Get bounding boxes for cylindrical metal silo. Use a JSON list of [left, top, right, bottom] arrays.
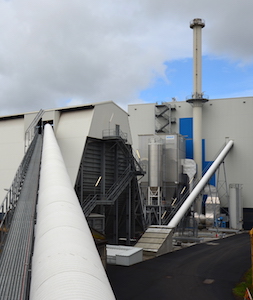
[[148, 138, 163, 188], [229, 184, 243, 230]]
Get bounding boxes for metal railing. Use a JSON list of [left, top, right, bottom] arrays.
[[81, 194, 98, 217], [24, 109, 44, 153], [0, 134, 42, 299], [103, 127, 145, 175], [116, 139, 145, 176], [186, 93, 209, 101], [82, 132, 145, 217], [102, 128, 128, 141], [0, 132, 39, 248], [105, 165, 133, 201], [81, 166, 134, 217]]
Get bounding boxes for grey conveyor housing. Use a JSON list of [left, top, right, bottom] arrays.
[[167, 140, 234, 229], [0, 134, 42, 300]]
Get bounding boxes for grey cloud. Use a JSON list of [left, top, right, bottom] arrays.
[[0, 0, 252, 115]]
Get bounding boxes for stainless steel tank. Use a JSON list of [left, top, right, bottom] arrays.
[[229, 184, 243, 230], [148, 138, 163, 187], [163, 134, 186, 204], [164, 135, 185, 183]]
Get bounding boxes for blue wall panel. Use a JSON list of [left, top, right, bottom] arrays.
[[179, 118, 193, 159], [179, 117, 215, 186]]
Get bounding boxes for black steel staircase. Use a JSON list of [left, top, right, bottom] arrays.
[[81, 165, 135, 217]]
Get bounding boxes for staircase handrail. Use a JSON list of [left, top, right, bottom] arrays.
[[105, 165, 132, 198], [81, 194, 98, 217], [116, 140, 145, 175], [81, 166, 134, 216], [102, 128, 145, 175]]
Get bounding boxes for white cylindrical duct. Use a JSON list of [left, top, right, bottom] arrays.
[[167, 140, 234, 229], [192, 101, 204, 181], [148, 138, 163, 187], [229, 184, 243, 230], [29, 124, 115, 300]]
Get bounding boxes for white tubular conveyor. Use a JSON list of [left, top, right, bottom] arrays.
[[167, 140, 234, 229], [29, 124, 115, 300]]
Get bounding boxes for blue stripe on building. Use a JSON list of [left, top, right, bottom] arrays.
[[179, 117, 215, 186], [179, 118, 193, 159]]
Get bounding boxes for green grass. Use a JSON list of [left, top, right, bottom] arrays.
[[233, 268, 253, 299]]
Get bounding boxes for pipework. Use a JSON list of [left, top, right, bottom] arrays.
[[29, 124, 115, 300]]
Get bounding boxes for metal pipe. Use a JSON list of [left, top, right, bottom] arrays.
[[193, 101, 204, 180], [167, 140, 234, 229], [29, 124, 115, 300]]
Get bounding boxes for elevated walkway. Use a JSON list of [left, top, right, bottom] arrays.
[[0, 134, 42, 299]]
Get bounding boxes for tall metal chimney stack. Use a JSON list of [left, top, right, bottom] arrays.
[[187, 18, 208, 212], [190, 18, 205, 98]]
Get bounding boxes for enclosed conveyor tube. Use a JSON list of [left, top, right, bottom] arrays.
[[29, 124, 115, 300], [167, 140, 234, 229]]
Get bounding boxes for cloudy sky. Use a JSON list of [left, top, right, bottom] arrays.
[[0, 0, 253, 115]]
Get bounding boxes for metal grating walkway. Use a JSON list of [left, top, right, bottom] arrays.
[[0, 135, 42, 300]]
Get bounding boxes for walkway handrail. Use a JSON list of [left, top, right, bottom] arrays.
[[0, 134, 42, 299], [24, 109, 44, 153], [0, 132, 39, 247]]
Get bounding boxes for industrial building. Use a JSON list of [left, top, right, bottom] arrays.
[[0, 95, 249, 297], [129, 96, 251, 228], [0, 18, 251, 298], [0, 102, 145, 299], [0, 101, 146, 245]]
